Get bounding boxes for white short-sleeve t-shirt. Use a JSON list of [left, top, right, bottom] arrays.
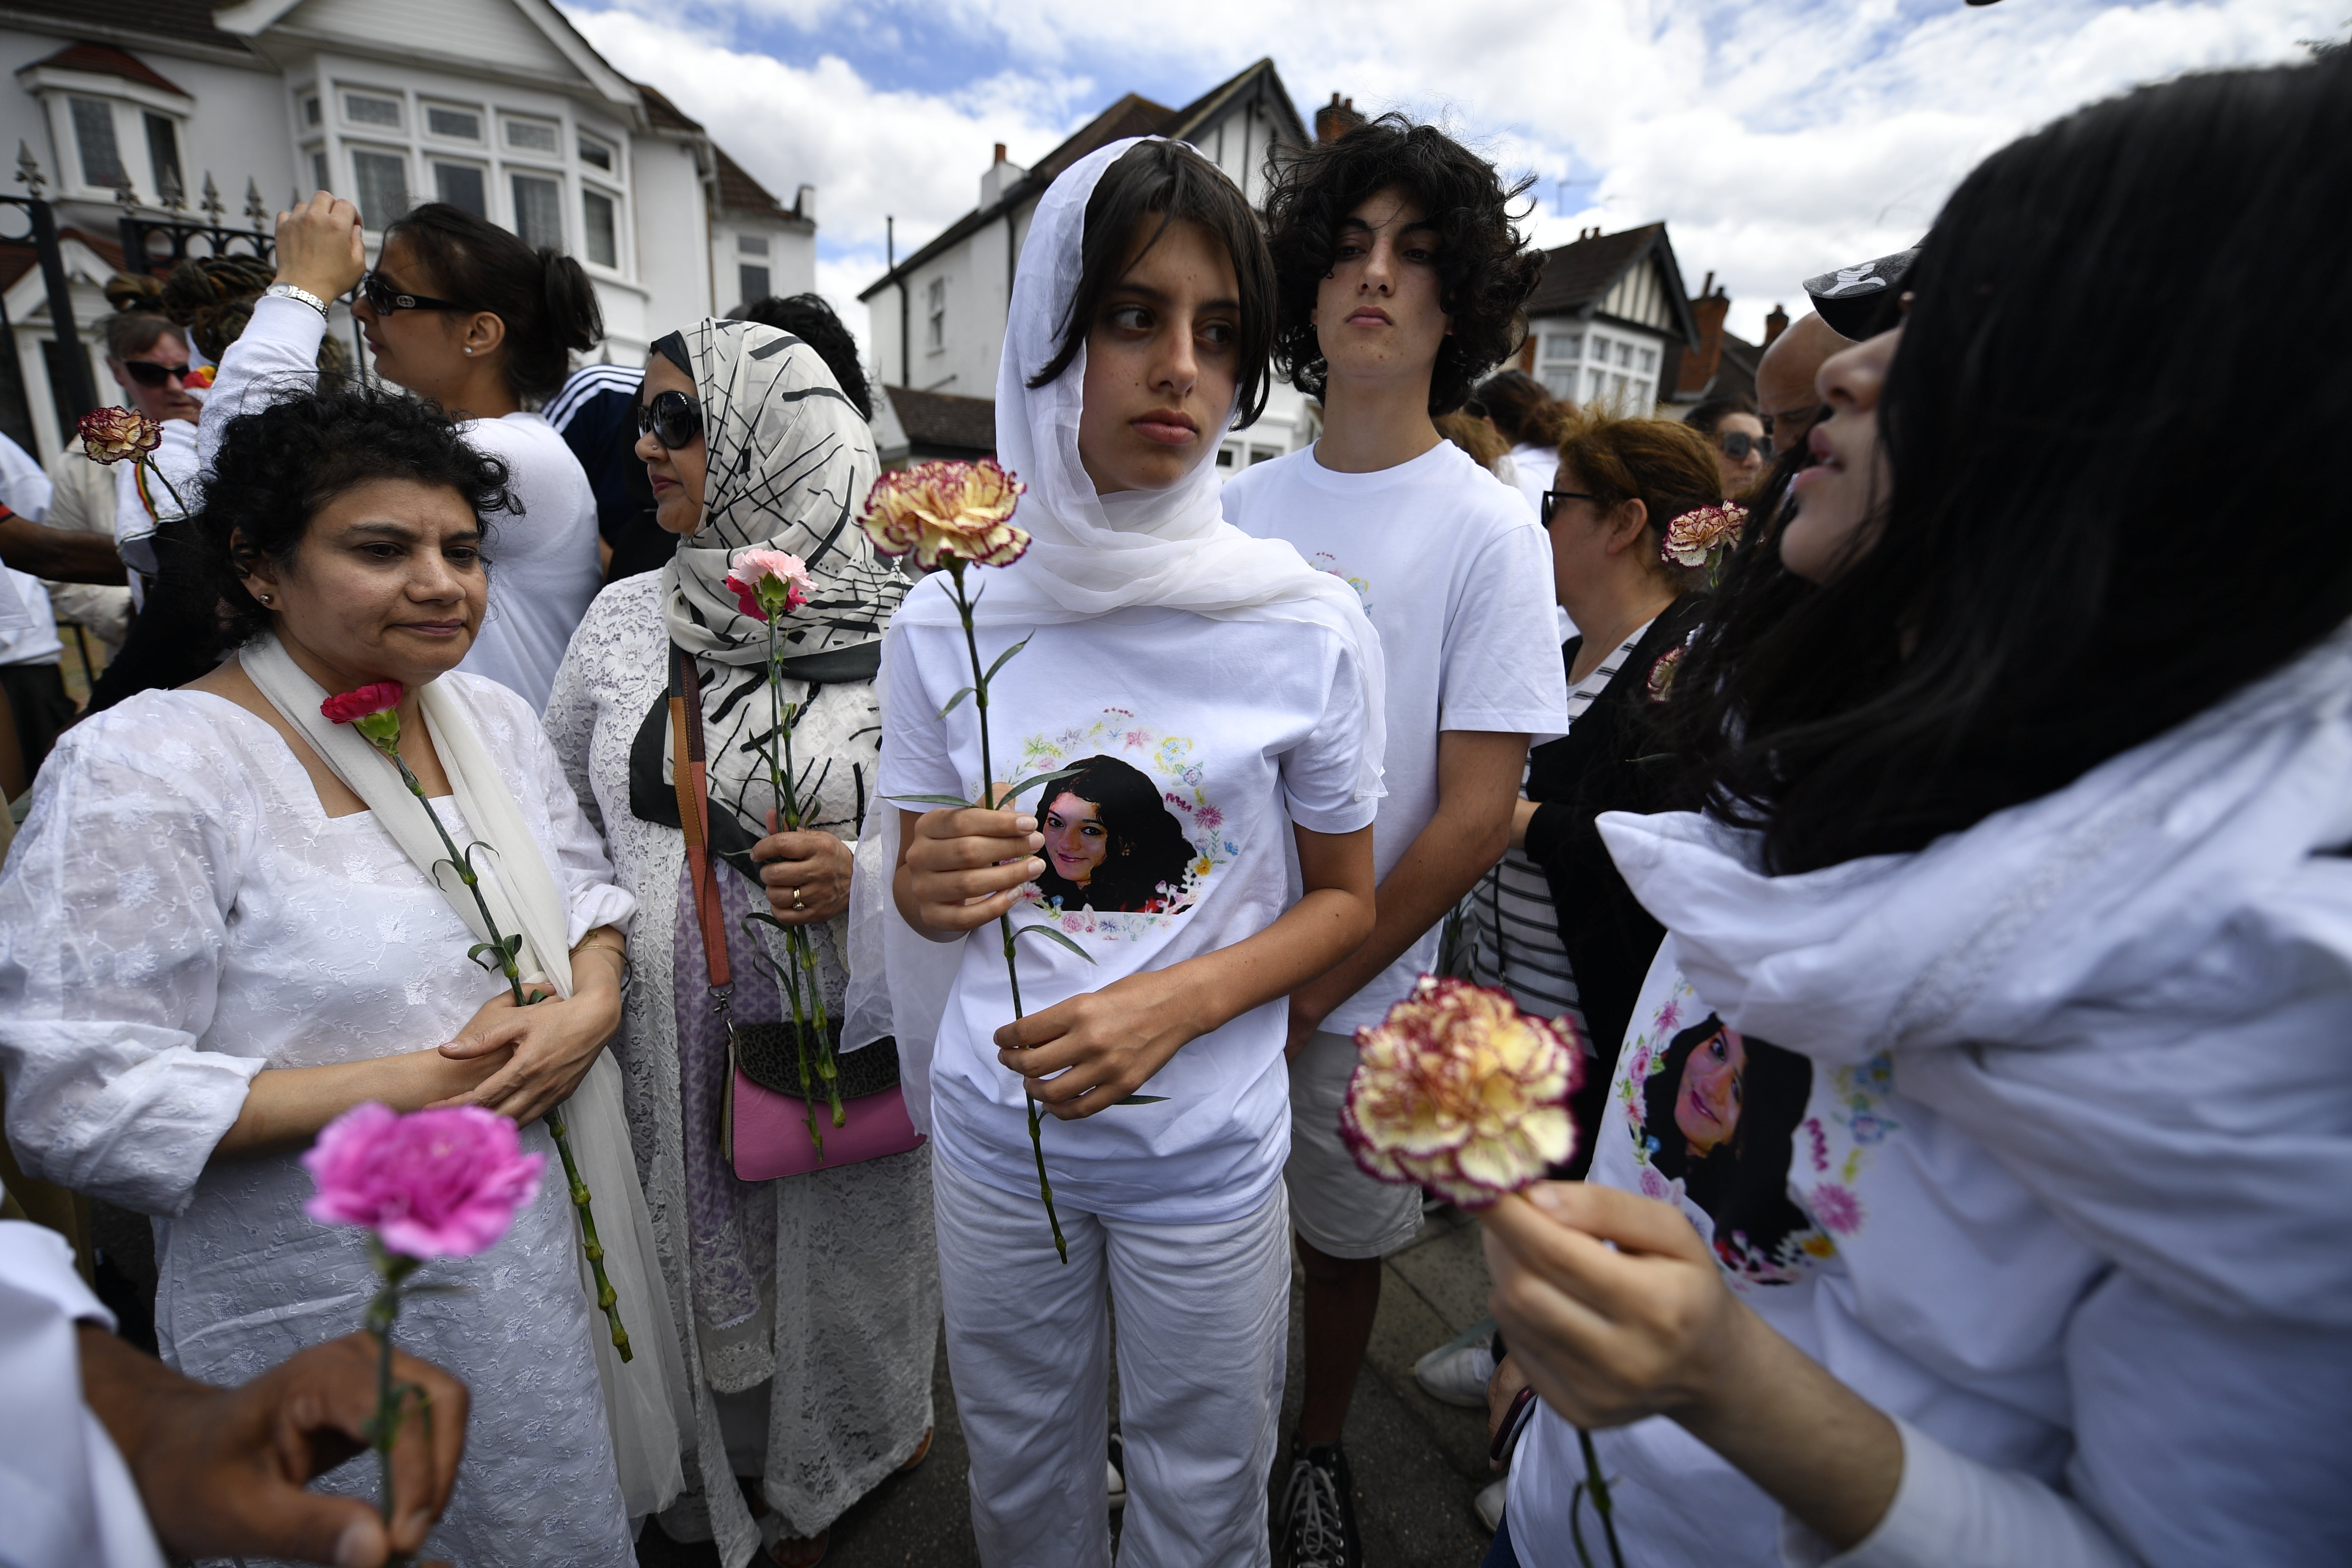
[[878, 588, 1377, 1225], [1223, 439, 1570, 1035]]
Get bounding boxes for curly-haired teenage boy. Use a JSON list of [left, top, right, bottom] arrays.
[[1221, 115, 1569, 1567]]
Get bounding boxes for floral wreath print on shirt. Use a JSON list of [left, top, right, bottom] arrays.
[[1615, 975, 1835, 1286], [1006, 709, 1235, 938], [1309, 550, 1372, 611], [1789, 1052, 1903, 1247]]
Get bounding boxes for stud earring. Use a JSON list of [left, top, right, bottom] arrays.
[[258, 592, 272, 605]]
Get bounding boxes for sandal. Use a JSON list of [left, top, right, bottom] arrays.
[[766, 1533, 827, 1567], [897, 1427, 935, 1473]]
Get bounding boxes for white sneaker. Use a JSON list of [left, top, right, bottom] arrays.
[[1413, 1331, 1497, 1408], [1474, 1477, 1508, 1533]]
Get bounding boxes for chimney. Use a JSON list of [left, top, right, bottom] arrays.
[[1315, 93, 1364, 143], [1679, 281, 1731, 397], [1763, 302, 1789, 346], [793, 184, 816, 221], [980, 143, 1026, 208]]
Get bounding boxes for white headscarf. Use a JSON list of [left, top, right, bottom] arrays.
[[847, 138, 1389, 1111], [890, 135, 1386, 800]]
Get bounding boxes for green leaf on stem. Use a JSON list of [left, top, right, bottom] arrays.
[[938, 686, 976, 718], [1113, 1094, 1168, 1105], [998, 765, 1083, 803], [1014, 922, 1097, 965], [887, 792, 983, 809], [983, 634, 1032, 683], [466, 941, 504, 970]]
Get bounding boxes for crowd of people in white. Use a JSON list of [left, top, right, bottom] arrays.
[[2, 43, 2349, 1568]]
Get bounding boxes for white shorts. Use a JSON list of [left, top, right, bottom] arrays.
[[1283, 1029, 1425, 1260]]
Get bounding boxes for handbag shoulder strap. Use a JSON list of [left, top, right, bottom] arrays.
[[670, 645, 731, 990]]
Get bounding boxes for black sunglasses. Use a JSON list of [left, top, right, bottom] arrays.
[[1718, 430, 1775, 462], [1540, 490, 1597, 525], [359, 270, 468, 314], [119, 358, 193, 388], [636, 389, 703, 450]]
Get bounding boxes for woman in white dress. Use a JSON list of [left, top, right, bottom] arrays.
[[242, 191, 604, 712], [0, 382, 673, 1564], [544, 318, 937, 1568]]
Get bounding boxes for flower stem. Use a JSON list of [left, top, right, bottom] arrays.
[[1575, 1425, 1625, 1568], [949, 562, 1066, 1263], [365, 1243, 419, 1566], [387, 750, 631, 1359], [142, 456, 187, 517]]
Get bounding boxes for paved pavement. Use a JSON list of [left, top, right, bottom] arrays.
[[638, 1203, 1500, 1568]]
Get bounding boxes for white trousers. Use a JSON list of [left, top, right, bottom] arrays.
[[934, 1153, 1291, 1568]]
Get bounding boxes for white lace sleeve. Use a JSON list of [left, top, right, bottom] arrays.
[[542, 592, 609, 839], [0, 730, 264, 1213]]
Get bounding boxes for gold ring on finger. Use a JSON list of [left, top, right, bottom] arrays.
[[792, 890, 806, 910]]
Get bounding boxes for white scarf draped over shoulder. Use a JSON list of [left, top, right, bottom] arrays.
[[846, 137, 1388, 1124], [241, 634, 691, 1517]]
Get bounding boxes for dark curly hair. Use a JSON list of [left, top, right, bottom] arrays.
[[733, 293, 874, 421], [1263, 115, 1544, 416], [188, 385, 516, 657]]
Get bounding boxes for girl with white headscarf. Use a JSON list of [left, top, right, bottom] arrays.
[[543, 319, 936, 1568], [865, 138, 1387, 1566]]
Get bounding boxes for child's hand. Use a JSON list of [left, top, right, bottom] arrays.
[[994, 966, 1203, 1117]]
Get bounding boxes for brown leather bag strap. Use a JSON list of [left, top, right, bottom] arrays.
[[670, 645, 731, 990]]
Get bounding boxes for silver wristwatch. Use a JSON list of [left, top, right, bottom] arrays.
[[263, 280, 331, 317]]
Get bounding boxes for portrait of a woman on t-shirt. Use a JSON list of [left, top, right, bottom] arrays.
[[1640, 1014, 1815, 1272], [1031, 754, 1199, 914]]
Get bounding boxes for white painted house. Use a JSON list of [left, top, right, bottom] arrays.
[[1514, 223, 1700, 416], [858, 59, 1318, 477], [0, 0, 813, 464]]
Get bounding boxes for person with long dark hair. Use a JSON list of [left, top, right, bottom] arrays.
[[1474, 368, 1569, 517], [211, 193, 605, 711], [0, 383, 682, 1562], [1478, 51, 2352, 1568], [1032, 754, 1198, 914], [875, 137, 1383, 1564]]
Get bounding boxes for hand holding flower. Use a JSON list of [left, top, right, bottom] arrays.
[[992, 963, 1204, 1119], [897, 796, 1045, 938], [752, 817, 857, 926]]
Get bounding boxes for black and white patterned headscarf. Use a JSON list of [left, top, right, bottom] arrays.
[[650, 318, 906, 851]]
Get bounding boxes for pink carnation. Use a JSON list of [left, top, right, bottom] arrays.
[[320, 681, 403, 724], [303, 1102, 545, 1260], [724, 547, 813, 622]]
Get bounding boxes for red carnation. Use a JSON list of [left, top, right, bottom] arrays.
[[321, 682, 403, 724]]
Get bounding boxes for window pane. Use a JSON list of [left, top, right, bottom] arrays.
[[737, 263, 770, 307], [1587, 369, 1606, 402], [310, 149, 328, 193], [345, 93, 402, 128], [510, 173, 562, 249], [1611, 372, 1629, 399], [1541, 372, 1574, 399], [304, 95, 321, 126], [1546, 332, 1580, 362], [70, 98, 123, 188], [737, 234, 769, 256], [577, 135, 612, 171], [583, 189, 617, 268], [143, 113, 182, 204], [1215, 446, 1237, 468], [505, 119, 559, 154], [435, 163, 487, 218], [1638, 347, 1657, 374], [351, 149, 410, 229], [1616, 341, 1633, 367], [427, 105, 481, 140]]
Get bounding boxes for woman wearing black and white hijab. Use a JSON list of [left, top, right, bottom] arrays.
[[544, 317, 934, 1568]]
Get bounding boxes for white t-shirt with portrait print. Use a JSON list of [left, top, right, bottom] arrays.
[[877, 585, 1377, 1226], [1222, 437, 1570, 1036]]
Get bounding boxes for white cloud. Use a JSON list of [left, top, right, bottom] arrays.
[[570, 0, 2338, 347]]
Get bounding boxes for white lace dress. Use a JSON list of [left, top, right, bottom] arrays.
[[0, 678, 636, 1566], [544, 574, 938, 1562]]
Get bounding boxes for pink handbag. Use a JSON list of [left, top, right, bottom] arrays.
[[670, 648, 924, 1180]]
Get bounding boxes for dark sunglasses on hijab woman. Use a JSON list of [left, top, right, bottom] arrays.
[[636, 389, 703, 450]]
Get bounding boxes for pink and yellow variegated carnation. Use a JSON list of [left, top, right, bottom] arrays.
[[859, 458, 1029, 570], [78, 406, 162, 465], [1660, 501, 1748, 568], [1339, 975, 1582, 1209], [724, 547, 813, 621]]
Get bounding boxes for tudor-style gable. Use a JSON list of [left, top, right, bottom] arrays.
[[1519, 223, 1700, 413]]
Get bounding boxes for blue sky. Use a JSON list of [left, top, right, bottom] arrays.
[[558, 0, 2339, 351]]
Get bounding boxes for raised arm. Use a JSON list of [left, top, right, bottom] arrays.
[[197, 193, 365, 475]]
